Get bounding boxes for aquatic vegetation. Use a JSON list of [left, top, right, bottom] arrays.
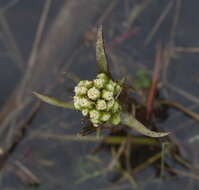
[[34, 26, 169, 138]]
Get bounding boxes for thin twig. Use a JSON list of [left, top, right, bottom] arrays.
[[132, 152, 162, 174], [165, 83, 199, 105], [159, 100, 199, 122], [145, 0, 173, 46], [166, 167, 199, 181], [18, 0, 52, 101], [0, 0, 20, 14], [170, 0, 181, 44], [146, 41, 162, 119], [14, 160, 40, 185], [0, 15, 25, 70], [162, 0, 182, 85], [174, 47, 199, 53], [108, 140, 126, 170], [107, 27, 140, 48], [97, 0, 117, 25]]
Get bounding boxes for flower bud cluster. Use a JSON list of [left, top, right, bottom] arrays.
[[73, 73, 122, 127]]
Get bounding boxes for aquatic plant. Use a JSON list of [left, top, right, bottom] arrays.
[[34, 26, 169, 138]]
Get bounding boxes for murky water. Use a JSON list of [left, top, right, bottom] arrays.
[[0, 0, 199, 190]]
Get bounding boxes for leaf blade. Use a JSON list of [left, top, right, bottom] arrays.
[[121, 112, 169, 138], [33, 92, 75, 110], [96, 25, 108, 74]]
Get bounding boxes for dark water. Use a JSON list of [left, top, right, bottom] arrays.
[[0, 0, 199, 189]]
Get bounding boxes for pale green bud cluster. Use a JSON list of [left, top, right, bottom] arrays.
[[73, 73, 122, 127]]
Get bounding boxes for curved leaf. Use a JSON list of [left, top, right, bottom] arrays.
[[96, 26, 109, 74], [121, 112, 169, 138], [33, 92, 75, 110]]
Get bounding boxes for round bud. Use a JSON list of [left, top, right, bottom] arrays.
[[73, 95, 80, 101], [101, 112, 111, 122], [78, 80, 93, 88], [110, 113, 121, 125], [87, 87, 100, 100], [106, 100, 115, 111], [77, 80, 85, 86], [84, 80, 93, 88], [112, 101, 120, 113], [74, 101, 81, 110], [91, 119, 100, 127], [89, 110, 101, 120], [94, 78, 106, 89], [102, 90, 113, 101], [105, 83, 115, 92], [74, 86, 88, 96], [73, 96, 81, 109], [79, 98, 93, 108], [82, 109, 89, 116], [96, 73, 109, 80], [96, 99, 107, 110]]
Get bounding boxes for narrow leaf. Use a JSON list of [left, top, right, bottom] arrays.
[[33, 92, 75, 110], [96, 25, 108, 74], [121, 112, 169, 138]]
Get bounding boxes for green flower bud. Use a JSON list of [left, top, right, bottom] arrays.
[[106, 100, 115, 111], [77, 80, 85, 86], [101, 112, 111, 122], [78, 80, 93, 88], [110, 113, 121, 125], [73, 96, 81, 109], [112, 101, 120, 113], [96, 99, 107, 110], [96, 73, 109, 80], [82, 109, 89, 116], [73, 95, 80, 101], [91, 119, 100, 127], [89, 110, 101, 120], [74, 86, 88, 96], [102, 90, 113, 101], [94, 78, 107, 89], [105, 83, 114, 91], [87, 87, 100, 100], [84, 81, 93, 88], [105, 80, 116, 92], [79, 98, 93, 108], [74, 101, 81, 110]]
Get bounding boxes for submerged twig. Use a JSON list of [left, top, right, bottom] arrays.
[[165, 83, 199, 105], [145, 0, 173, 46], [159, 100, 199, 122], [0, 14, 25, 70], [38, 133, 160, 146], [132, 152, 162, 174], [146, 42, 162, 120], [14, 160, 40, 186], [108, 140, 126, 170], [18, 0, 52, 101]]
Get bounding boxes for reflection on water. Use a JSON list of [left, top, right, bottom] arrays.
[[0, 0, 199, 190]]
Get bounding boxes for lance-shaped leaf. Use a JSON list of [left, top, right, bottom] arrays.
[[33, 92, 75, 110], [96, 26, 109, 74], [121, 112, 169, 138]]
